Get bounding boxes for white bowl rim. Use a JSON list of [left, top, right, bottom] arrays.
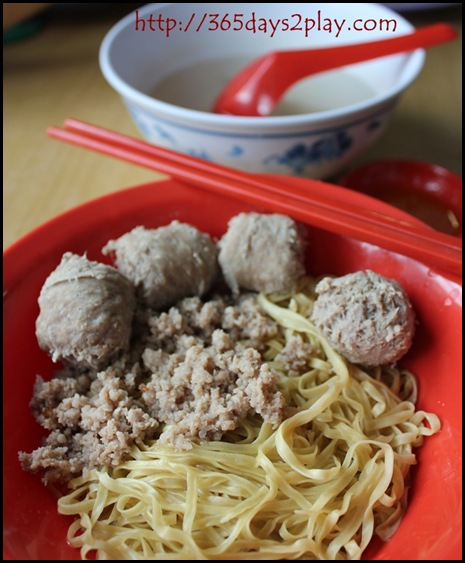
[[99, 2, 425, 128]]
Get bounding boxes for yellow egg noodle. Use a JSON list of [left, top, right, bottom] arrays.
[[58, 283, 440, 560]]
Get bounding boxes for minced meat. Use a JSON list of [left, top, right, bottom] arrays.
[[141, 329, 284, 450], [19, 292, 286, 483]]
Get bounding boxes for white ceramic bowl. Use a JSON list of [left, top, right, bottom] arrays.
[[99, 3, 424, 179]]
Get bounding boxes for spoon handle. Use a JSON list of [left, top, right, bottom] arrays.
[[277, 23, 457, 82]]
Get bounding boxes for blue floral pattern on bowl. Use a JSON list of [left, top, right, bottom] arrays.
[[125, 100, 395, 178], [264, 131, 352, 176]]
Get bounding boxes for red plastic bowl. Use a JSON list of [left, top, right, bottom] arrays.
[[339, 159, 462, 236], [3, 178, 462, 560]]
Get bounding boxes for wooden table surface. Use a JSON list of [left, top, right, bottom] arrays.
[[3, 4, 462, 250]]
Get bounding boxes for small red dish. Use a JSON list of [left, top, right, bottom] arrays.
[[3, 177, 462, 560], [339, 159, 462, 236]]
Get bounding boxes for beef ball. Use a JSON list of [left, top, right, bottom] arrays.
[[36, 252, 136, 369], [218, 212, 306, 294], [102, 222, 219, 310], [311, 270, 415, 367]]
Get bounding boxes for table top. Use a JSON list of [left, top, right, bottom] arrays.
[[3, 4, 462, 250]]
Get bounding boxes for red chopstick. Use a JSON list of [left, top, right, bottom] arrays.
[[58, 119, 430, 232], [46, 119, 462, 277]]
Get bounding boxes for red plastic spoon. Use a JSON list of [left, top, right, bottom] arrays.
[[213, 23, 457, 117]]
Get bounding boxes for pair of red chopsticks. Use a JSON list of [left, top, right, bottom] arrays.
[[47, 119, 462, 278]]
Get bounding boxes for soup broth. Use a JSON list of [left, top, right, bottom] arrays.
[[150, 56, 377, 116]]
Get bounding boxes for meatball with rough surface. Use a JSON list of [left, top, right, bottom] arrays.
[[36, 252, 136, 370], [103, 222, 219, 310], [311, 270, 415, 367], [218, 212, 306, 294]]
